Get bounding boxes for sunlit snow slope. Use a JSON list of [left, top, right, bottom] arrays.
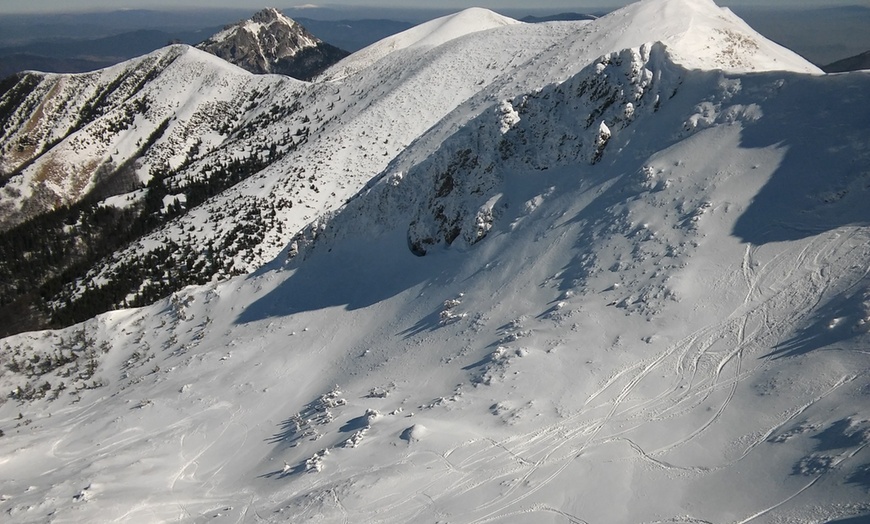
[[318, 7, 521, 82], [1, 0, 869, 523]]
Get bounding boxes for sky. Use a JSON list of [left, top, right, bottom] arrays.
[[0, 0, 867, 14]]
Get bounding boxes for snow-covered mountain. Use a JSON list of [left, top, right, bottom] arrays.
[[0, 8, 587, 333], [196, 8, 348, 80], [316, 7, 520, 82], [0, 46, 287, 227], [0, 44, 302, 332], [1, 0, 870, 522]]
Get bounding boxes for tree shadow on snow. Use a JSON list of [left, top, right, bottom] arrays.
[[733, 72, 870, 245], [764, 279, 869, 359], [266, 416, 306, 448], [339, 414, 370, 433], [258, 462, 306, 479], [812, 418, 870, 452], [462, 353, 494, 372], [398, 309, 443, 338]]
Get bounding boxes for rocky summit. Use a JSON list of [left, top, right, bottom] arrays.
[[196, 7, 348, 80]]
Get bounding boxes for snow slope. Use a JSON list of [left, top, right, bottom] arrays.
[[68, 15, 581, 302], [0, 0, 824, 330], [580, 0, 822, 74], [1, 1, 869, 522], [318, 7, 521, 82]]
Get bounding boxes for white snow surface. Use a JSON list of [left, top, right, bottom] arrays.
[[76, 13, 581, 284], [318, 7, 521, 82], [586, 0, 822, 74], [1, 1, 869, 522]]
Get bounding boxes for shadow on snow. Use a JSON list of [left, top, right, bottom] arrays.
[[235, 232, 430, 324], [733, 72, 870, 245]]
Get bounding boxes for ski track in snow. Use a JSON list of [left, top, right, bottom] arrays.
[[5, 208, 865, 524], [368, 229, 870, 524]]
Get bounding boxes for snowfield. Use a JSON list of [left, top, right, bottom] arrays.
[[1, 0, 869, 523]]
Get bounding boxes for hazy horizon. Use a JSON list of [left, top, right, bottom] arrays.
[[0, 0, 868, 67], [0, 0, 867, 15]]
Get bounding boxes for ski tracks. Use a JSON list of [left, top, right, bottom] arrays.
[[352, 231, 863, 523]]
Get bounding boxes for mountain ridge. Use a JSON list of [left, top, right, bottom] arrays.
[[0, 0, 825, 337], [317, 7, 521, 82], [823, 49, 870, 73]]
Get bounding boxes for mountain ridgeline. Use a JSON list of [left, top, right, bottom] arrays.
[[0, 1, 841, 340], [0, 9, 350, 336]]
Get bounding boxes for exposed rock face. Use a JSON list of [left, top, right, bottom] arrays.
[[196, 7, 349, 80]]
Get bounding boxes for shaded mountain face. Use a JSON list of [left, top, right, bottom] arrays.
[[196, 7, 349, 80], [521, 12, 598, 23], [0, 1, 869, 522], [823, 50, 870, 73]]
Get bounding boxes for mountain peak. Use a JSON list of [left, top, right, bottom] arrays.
[[196, 7, 348, 79], [250, 6, 296, 26], [319, 7, 519, 81], [606, 0, 821, 73]]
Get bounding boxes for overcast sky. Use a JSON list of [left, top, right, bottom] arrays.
[[0, 0, 866, 14]]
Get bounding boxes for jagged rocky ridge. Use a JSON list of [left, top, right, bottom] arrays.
[[196, 8, 349, 80]]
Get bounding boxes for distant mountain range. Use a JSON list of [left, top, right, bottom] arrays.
[[3, 6, 869, 79], [520, 13, 597, 23], [823, 49, 870, 73], [0, 28, 221, 78], [195, 8, 349, 80], [0, 13, 414, 79]]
